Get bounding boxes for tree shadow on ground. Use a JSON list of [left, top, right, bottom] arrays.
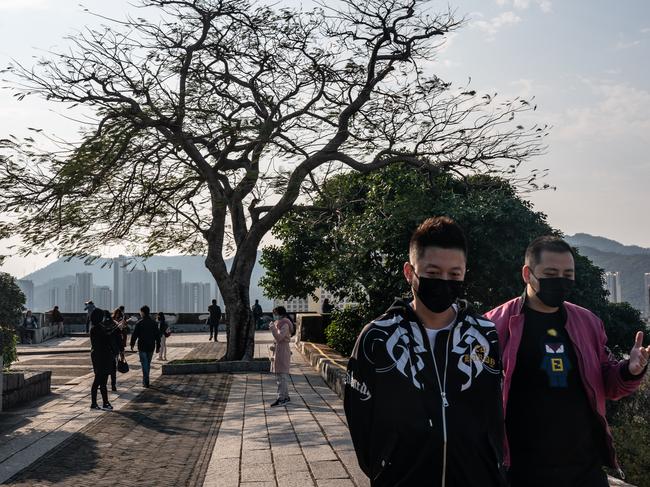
[[3, 430, 99, 485]]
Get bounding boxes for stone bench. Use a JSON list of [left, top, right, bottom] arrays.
[[1, 370, 51, 410]]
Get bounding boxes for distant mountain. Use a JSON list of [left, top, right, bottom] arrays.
[[566, 234, 650, 312], [567, 233, 650, 256]]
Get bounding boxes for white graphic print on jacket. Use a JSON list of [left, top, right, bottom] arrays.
[[451, 316, 500, 391], [364, 315, 499, 392], [362, 315, 429, 390]]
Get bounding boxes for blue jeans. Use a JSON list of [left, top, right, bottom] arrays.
[[138, 351, 153, 385]]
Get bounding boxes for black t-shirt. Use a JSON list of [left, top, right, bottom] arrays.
[[506, 306, 606, 475]]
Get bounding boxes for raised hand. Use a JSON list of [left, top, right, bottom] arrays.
[[628, 331, 650, 376]]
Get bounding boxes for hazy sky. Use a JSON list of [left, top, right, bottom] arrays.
[[0, 0, 648, 277]]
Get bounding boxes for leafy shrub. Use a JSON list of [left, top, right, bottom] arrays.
[[608, 377, 650, 487], [1, 324, 18, 370], [325, 305, 372, 356]]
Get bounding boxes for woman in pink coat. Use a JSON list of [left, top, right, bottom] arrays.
[[269, 306, 294, 407]]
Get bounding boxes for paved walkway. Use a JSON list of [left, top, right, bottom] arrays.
[[0, 333, 368, 487]]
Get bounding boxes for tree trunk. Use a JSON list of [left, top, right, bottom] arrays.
[[206, 246, 257, 361], [223, 282, 255, 361]]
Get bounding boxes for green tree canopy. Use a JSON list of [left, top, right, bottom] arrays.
[[261, 165, 645, 356], [0, 273, 24, 369]]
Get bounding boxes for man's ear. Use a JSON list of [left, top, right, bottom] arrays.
[[522, 264, 531, 285], [403, 261, 414, 285]]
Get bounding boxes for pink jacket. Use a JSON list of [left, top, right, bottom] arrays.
[[270, 318, 293, 374], [486, 296, 644, 470]]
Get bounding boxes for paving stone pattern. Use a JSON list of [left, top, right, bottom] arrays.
[[6, 374, 232, 487], [203, 347, 369, 487]]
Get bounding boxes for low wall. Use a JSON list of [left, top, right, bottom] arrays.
[[162, 358, 270, 375], [33, 324, 65, 343], [1, 370, 51, 410], [297, 341, 347, 400]]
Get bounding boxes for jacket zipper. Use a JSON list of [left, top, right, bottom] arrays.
[[431, 328, 452, 487]]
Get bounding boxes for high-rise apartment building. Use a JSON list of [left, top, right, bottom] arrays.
[[113, 255, 128, 309], [644, 273, 650, 317], [273, 297, 309, 313], [157, 268, 182, 312], [604, 271, 622, 303], [182, 282, 211, 312], [93, 286, 113, 311], [124, 269, 154, 312]]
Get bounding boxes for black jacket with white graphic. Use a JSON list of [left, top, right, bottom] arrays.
[[344, 299, 506, 487]]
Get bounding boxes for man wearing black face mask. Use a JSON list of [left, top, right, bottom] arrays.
[[486, 236, 649, 487], [344, 216, 506, 487]]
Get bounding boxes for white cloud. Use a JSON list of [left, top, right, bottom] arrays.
[[0, 0, 48, 10], [473, 11, 522, 39], [553, 80, 650, 141], [495, 0, 552, 13], [615, 39, 641, 50], [641, 27, 650, 34], [510, 78, 535, 97]]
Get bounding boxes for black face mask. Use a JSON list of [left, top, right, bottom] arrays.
[[411, 269, 464, 313], [531, 273, 575, 308]]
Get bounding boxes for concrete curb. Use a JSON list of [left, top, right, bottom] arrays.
[[162, 358, 270, 375], [18, 348, 90, 356], [296, 341, 347, 400]]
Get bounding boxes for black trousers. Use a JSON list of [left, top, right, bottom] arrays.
[[209, 320, 219, 338], [91, 372, 109, 406], [109, 355, 117, 388]]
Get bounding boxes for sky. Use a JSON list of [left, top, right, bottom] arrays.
[[0, 0, 649, 277]]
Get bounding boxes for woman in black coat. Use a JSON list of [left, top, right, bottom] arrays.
[[102, 310, 125, 392], [90, 308, 114, 410]]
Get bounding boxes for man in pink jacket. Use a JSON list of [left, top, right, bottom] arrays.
[[486, 236, 649, 487]]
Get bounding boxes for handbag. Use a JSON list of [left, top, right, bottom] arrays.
[[164, 327, 172, 338], [117, 358, 129, 373]]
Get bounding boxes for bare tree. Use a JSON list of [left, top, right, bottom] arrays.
[[0, 0, 548, 360]]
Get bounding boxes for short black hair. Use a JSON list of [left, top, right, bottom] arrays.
[[90, 308, 103, 326], [525, 236, 574, 267], [140, 305, 150, 315], [409, 216, 468, 262], [273, 306, 287, 316], [212, 299, 217, 304]]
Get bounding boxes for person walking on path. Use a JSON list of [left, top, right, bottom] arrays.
[[252, 300, 263, 330], [102, 310, 125, 392], [20, 310, 38, 344], [112, 307, 129, 350], [89, 308, 114, 411], [157, 312, 168, 361], [269, 305, 294, 407], [49, 305, 64, 327], [207, 299, 221, 341], [130, 305, 160, 388], [344, 217, 506, 487], [486, 236, 649, 487], [84, 300, 95, 334]]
